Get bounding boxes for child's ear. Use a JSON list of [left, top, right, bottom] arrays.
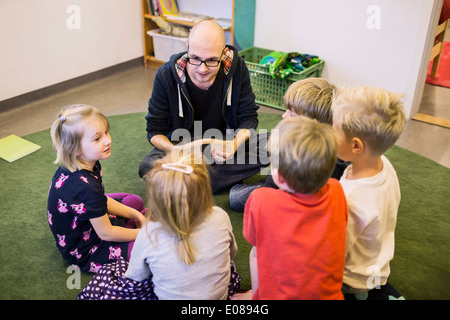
[[352, 137, 364, 155], [271, 167, 295, 193]]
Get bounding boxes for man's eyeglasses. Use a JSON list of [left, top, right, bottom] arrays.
[[187, 48, 225, 67]]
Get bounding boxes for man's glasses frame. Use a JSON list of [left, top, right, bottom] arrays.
[[187, 47, 225, 68]]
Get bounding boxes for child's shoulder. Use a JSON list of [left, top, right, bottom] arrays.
[[327, 177, 341, 187], [252, 186, 283, 197], [248, 187, 285, 204], [209, 206, 233, 224], [327, 178, 345, 191], [50, 166, 104, 197], [210, 205, 230, 219], [56, 168, 100, 184]]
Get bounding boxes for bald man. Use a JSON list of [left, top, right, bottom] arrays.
[[139, 20, 268, 193]]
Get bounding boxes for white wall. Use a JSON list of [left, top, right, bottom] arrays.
[[1, 0, 441, 118], [254, 0, 441, 117], [0, 0, 143, 102]]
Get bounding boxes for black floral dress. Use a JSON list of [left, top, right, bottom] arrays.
[[47, 161, 129, 272]]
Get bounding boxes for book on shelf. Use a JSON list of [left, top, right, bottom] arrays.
[[145, 0, 154, 15], [149, 0, 160, 16], [158, 0, 178, 16], [146, 1, 230, 28], [164, 11, 212, 23], [0, 134, 41, 162]]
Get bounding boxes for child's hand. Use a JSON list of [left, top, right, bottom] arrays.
[[133, 210, 147, 228]]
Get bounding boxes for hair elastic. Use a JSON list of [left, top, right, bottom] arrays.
[[161, 163, 193, 175], [60, 115, 66, 122]]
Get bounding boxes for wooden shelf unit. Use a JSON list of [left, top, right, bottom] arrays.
[[141, 0, 254, 68]]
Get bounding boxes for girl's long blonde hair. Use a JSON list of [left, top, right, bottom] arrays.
[[143, 154, 214, 265]]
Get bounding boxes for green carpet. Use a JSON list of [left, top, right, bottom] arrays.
[[0, 111, 448, 300]]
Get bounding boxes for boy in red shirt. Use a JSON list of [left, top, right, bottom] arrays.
[[243, 116, 348, 299]]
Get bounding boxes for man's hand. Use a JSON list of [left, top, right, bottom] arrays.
[[167, 129, 251, 163], [210, 129, 251, 162], [210, 139, 237, 162], [170, 138, 214, 162]]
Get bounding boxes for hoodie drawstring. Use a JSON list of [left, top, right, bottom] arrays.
[[227, 78, 232, 106], [177, 84, 183, 118]]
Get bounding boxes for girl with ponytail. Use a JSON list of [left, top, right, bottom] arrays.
[[126, 153, 240, 300]]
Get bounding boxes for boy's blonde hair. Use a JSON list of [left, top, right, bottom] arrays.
[[332, 86, 406, 155], [269, 116, 338, 194], [50, 104, 109, 172], [143, 154, 214, 265], [283, 78, 336, 124]]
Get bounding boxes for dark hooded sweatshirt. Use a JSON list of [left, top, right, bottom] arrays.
[[144, 45, 259, 144]]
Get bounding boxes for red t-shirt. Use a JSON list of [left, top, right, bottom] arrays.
[[243, 179, 348, 300]]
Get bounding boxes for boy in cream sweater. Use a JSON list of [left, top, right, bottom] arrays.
[[332, 86, 406, 299]]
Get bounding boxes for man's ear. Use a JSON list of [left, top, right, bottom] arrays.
[[352, 137, 364, 155]]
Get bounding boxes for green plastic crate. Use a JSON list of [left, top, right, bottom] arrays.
[[239, 47, 325, 110]]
